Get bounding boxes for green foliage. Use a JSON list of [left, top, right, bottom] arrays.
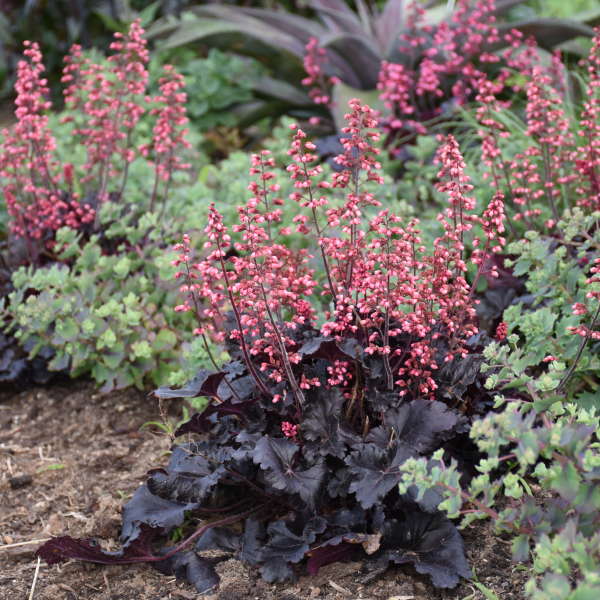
[[149, 48, 265, 132], [512, 0, 600, 20], [394, 135, 440, 207], [4, 217, 183, 391], [1, 195, 224, 392], [482, 211, 600, 408], [398, 400, 600, 599]]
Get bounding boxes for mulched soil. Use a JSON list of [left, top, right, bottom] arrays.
[[0, 381, 530, 599]]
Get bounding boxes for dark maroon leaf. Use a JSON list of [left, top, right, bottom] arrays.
[[253, 437, 325, 507], [303, 387, 358, 458], [380, 508, 471, 589], [154, 369, 226, 400], [298, 336, 358, 362], [306, 541, 355, 575], [437, 355, 486, 402], [347, 443, 414, 509], [195, 518, 265, 566], [175, 399, 255, 436], [386, 400, 466, 454], [147, 467, 225, 504], [262, 518, 323, 564], [120, 484, 200, 545], [145, 443, 231, 504], [481, 254, 524, 291], [37, 525, 157, 566], [154, 551, 220, 594]]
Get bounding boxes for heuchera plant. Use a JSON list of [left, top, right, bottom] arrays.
[[301, 0, 583, 154], [0, 21, 196, 389], [474, 29, 600, 230], [0, 20, 190, 261], [304, 0, 502, 140], [0, 41, 95, 254], [38, 99, 506, 592]]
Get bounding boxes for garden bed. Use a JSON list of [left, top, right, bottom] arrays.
[[1, 382, 528, 600]]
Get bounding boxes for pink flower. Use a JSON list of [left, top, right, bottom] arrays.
[[301, 38, 337, 107], [281, 421, 298, 439], [495, 322, 508, 341]]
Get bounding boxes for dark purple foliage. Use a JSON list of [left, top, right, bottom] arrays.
[[37, 326, 493, 592]]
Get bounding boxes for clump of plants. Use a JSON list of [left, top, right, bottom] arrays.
[[399, 397, 599, 599], [472, 30, 600, 227], [150, 0, 597, 150], [37, 98, 508, 591], [0, 21, 218, 390], [32, 21, 600, 600], [404, 31, 600, 598]]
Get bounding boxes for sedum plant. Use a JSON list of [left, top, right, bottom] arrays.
[[149, 48, 266, 133], [4, 209, 194, 392], [481, 213, 600, 410], [397, 398, 599, 599]]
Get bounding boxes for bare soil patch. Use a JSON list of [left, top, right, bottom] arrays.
[[0, 382, 529, 599]]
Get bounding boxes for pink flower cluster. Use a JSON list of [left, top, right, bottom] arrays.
[[176, 99, 505, 402], [301, 37, 339, 106], [495, 322, 508, 341], [61, 20, 149, 200], [577, 31, 600, 208], [281, 421, 298, 439], [0, 41, 94, 252], [476, 28, 600, 223], [569, 258, 600, 340], [141, 65, 192, 211], [377, 0, 500, 143], [1, 20, 191, 251], [174, 150, 317, 405]]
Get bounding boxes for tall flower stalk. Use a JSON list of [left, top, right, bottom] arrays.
[[174, 100, 505, 415], [0, 20, 191, 256]]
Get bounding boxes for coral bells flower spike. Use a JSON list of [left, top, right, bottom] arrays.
[[301, 37, 339, 106], [0, 41, 94, 251], [1, 19, 191, 256], [142, 64, 192, 212], [61, 19, 149, 206], [577, 30, 600, 209]]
